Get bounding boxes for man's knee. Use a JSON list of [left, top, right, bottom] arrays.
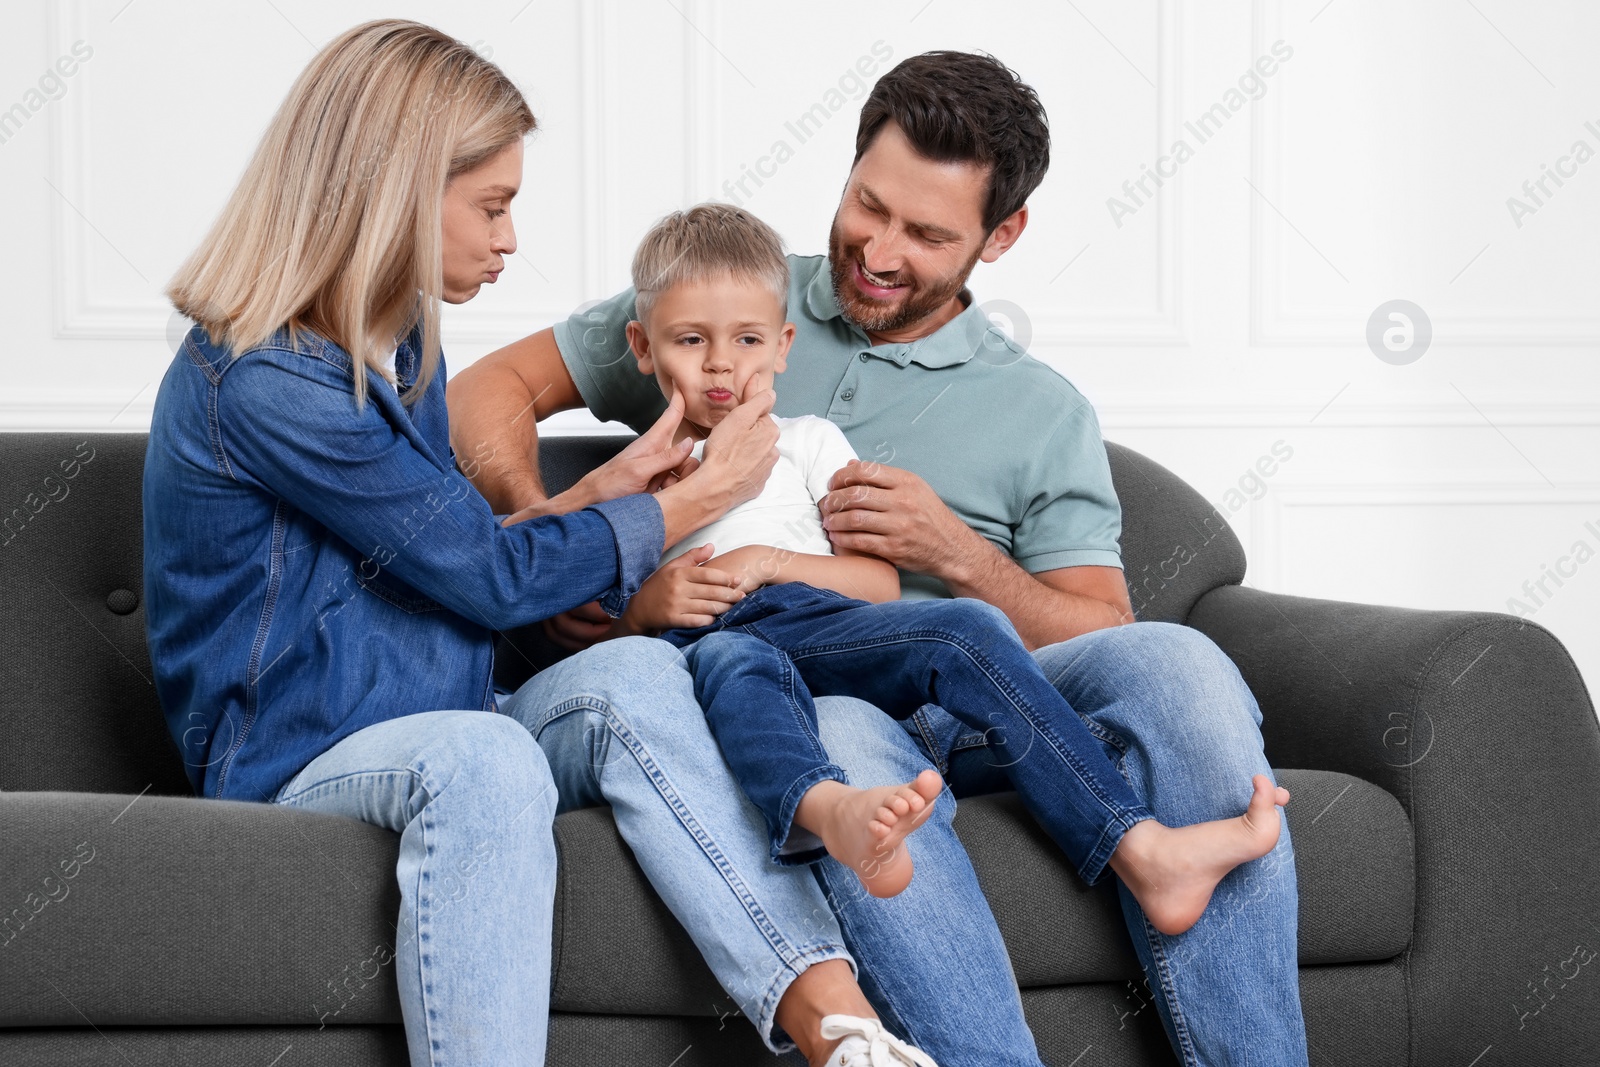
[[1040, 622, 1263, 743], [1127, 622, 1252, 708]]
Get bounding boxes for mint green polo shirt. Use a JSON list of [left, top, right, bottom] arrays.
[[553, 253, 1122, 600]]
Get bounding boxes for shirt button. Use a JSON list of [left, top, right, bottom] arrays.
[[840, 389, 855, 401], [858, 352, 870, 362]]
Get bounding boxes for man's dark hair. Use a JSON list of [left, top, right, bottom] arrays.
[[854, 50, 1050, 234]]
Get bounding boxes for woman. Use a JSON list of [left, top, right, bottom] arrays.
[[145, 19, 948, 1067]]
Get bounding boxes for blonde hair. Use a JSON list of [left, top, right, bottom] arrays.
[[631, 203, 789, 322], [167, 19, 535, 408]]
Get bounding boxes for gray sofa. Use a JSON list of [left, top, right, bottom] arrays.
[[2, 431, 1596, 1066]]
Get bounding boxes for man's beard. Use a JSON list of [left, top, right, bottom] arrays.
[[828, 218, 980, 336]]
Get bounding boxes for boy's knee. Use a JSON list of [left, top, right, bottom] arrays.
[[684, 629, 750, 666], [921, 597, 1014, 641]]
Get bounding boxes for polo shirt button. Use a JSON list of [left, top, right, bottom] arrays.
[[858, 352, 869, 362], [840, 389, 855, 401]]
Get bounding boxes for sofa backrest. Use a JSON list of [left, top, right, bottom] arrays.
[[0, 433, 191, 796], [1102, 441, 1247, 624], [0, 432, 1243, 795]]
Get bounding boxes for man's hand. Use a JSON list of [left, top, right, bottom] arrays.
[[614, 545, 745, 636], [541, 601, 613, 652], [819, 460, 987, 581], [822, 460, 1133, 649]]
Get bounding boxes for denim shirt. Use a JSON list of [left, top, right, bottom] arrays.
[[143, 324, 662, 803]]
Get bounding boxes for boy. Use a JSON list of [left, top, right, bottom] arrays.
[[612, 204, 1290, 933]]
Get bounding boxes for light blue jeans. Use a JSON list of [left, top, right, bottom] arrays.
[[506, 623, 1307, 1066], [271, 621, 1306, 1067], [272, 709, 559, 1067]]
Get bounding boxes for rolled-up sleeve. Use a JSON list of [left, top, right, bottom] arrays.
[[586, 493, 664, 617], [216, 347, 664, 630]]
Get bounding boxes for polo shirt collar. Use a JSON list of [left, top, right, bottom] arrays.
[[802, 254, 999, 370]]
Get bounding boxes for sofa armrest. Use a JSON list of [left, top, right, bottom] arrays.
[[1188, 584, 1600, 1065]]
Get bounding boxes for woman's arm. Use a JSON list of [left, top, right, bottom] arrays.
[[218, 350, 660, 631]]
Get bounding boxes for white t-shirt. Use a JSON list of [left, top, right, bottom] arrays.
[[660, 415, 859, 565], [376, 347, 398, 387]]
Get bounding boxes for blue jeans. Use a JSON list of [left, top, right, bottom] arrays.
[[271, 709, 559, 1067], [902, 621, 1311, 1066], [500, 635, 1046, 1064], [660, 584, 1155, 885]]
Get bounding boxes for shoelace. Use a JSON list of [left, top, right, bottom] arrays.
[[818, 1015, 940, 1067]]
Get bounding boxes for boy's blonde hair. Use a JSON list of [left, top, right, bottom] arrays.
[[167, 19, 535, 408], [631, 204, 789, 322]]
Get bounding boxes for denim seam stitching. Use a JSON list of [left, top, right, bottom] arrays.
[[907, 708, 951, 775], [1144, 916, 1199, 1066], [214, 497, 286, 796], [534, 695, 811, 974], [416, 778, 441, 1062]]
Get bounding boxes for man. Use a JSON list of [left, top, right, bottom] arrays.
[[451, 50, 1310, 1066]]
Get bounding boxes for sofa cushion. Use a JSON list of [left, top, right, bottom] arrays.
[[957, 768, 1415, 985], [0, 769, 1412, 1026]]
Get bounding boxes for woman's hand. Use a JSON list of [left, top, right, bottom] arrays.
[[696, 383, 780, 511], [612, 545, 745, 636], [502, 395, 695, 524], [653, 383, 779, 546], [580, 393, 699, 501]]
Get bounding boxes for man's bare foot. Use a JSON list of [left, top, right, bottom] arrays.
[[1109, 773, 1291, 936], [793, 770, 944, 898]]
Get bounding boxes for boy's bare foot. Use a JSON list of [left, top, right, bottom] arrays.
[[1109, 773, 1291, 936], [794, 770, 945, 898]]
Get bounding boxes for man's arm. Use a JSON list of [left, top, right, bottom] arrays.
[[818, 461, 1131, 650], [447, 327, 581, 514], [947, 549, 1132, 649]]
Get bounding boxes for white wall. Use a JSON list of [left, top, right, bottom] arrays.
[[3, 0, 1596, 701]]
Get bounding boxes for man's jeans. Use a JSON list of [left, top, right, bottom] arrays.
[[271, 710, 560, 1067], [905, 622, 1311, 1066], [661, 584, 1155, 884]]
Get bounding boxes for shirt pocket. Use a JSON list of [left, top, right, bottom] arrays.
[[355, 570, 446, 614]]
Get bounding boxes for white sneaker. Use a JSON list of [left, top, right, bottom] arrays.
[[818, 1015, 940, 1066]]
